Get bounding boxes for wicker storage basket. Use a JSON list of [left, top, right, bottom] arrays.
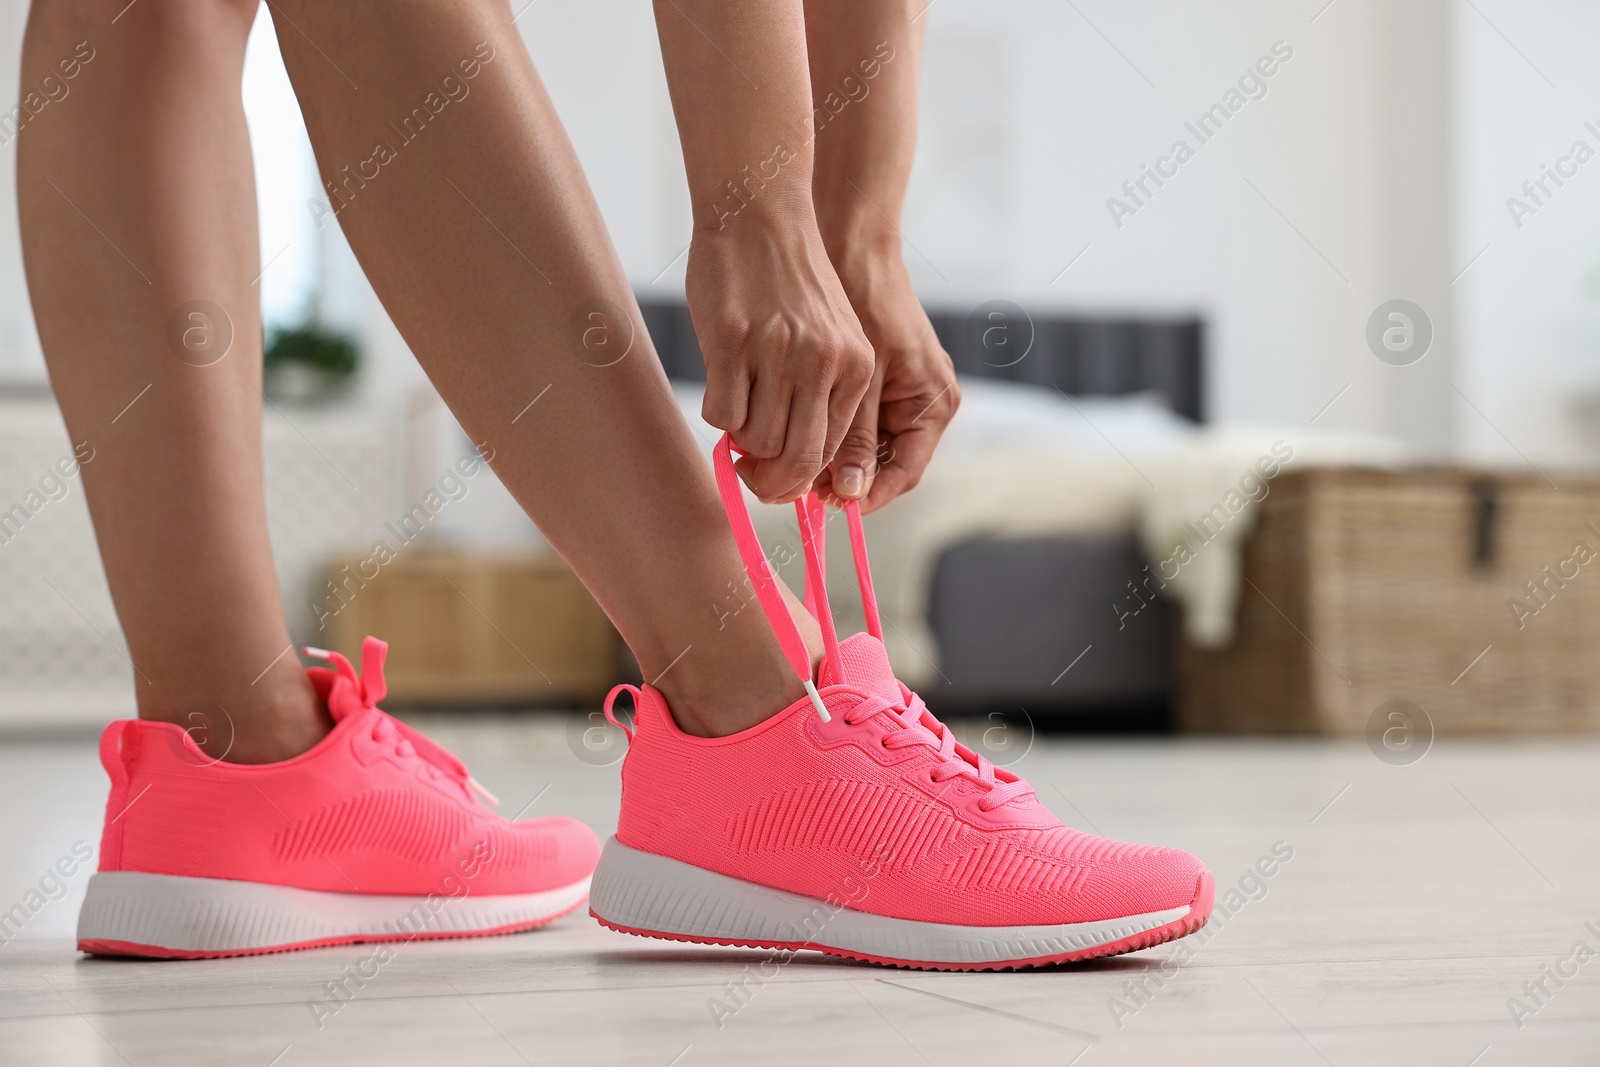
[[1178, 468, 1600, 735], [320, 549, 619, 705]]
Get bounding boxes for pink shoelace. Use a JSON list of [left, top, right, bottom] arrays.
[[709, 432, 1038, 813], [368, 712, 502, 807], [845, 692, 1036, 812], [307, 642, 500, 809]]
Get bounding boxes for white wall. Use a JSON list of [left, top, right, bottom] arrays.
[[523, 0, 1461, 452], [1453, 0, 1600, 467], [0, 1, 40, 380], [4, 0, 1595, 468], [900, 0, 1455, 451]]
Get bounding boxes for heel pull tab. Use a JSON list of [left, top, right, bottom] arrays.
[[604, 684, 641, 738], [97, 719, 135, 793], [97, 720, 140, 872]]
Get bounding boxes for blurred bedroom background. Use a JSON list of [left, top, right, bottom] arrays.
[[4, 0, 1599, 746]]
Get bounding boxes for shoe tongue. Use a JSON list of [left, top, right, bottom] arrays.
[[818, 632, 902, 703]]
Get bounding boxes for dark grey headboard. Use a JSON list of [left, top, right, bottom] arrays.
[[637, 299, 1204, 423]]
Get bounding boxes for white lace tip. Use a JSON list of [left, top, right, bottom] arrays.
[[468, 776, 501, 807], [804, 679, 831, 722], [302, 646, 331, 661]]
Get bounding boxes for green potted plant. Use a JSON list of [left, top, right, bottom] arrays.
[[263, 324, 359, 403]]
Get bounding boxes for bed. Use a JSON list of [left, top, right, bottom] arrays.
[[640, 299, 1205, 723]]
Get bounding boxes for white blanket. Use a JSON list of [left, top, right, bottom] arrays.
[[858, 448, 1149, 683], [673, 381, 1417, 672], [1137, 425, 1411, 647]]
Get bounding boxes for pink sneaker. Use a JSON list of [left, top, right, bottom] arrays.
[[78, 637, 599, 959], [588, 435, 1213, 970]]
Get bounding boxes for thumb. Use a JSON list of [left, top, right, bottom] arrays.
[[829, 375, 883, 502]]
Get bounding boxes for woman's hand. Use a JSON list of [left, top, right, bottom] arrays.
[[652, 0, 876, 504], [687, 218, 874, 504], [816, 240, 959, 512], [802, 2, 953, 512]]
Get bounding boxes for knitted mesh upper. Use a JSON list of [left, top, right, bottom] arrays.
[[96, 646, 598, 897], [617, 634, 1203, 926]]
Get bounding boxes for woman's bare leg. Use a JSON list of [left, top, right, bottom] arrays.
[[265, 0, 820, 736], [22, 0, 818, 752], [18, 0, 325, 762]]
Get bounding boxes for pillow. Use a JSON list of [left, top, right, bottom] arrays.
[[941, 377, 1195, 457]]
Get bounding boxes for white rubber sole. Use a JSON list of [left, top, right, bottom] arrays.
[[589, 837, 1195, 969], [77, 871, 591, 959]]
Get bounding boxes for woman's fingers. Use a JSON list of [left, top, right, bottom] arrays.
[[701, 358, 750, 437], [686, 224, 872, 502], [768, 381, 832, 503], [736, 338, 871, 503], [824, 358, 887, 502], [736, 366, 790, 461], [861, 371, 960, 513]]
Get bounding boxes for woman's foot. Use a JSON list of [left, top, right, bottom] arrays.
[[77, 637, 599, 959], [588, 435, 1212, 970], [590, 629, 1212, 971]]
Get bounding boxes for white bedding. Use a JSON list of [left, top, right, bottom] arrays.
[[1137, 425, 1410, 647], [672, 379, 1413, 675]]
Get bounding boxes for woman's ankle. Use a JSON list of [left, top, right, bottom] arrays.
[[651, 610, 826, 738], [136, 670, 331, 764], [656, 661, 806, 738]]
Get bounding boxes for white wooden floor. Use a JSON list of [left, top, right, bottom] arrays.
[[0, 715, 1596, 1066]]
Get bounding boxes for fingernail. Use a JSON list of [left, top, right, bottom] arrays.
[[836, 465, 866, 498]]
